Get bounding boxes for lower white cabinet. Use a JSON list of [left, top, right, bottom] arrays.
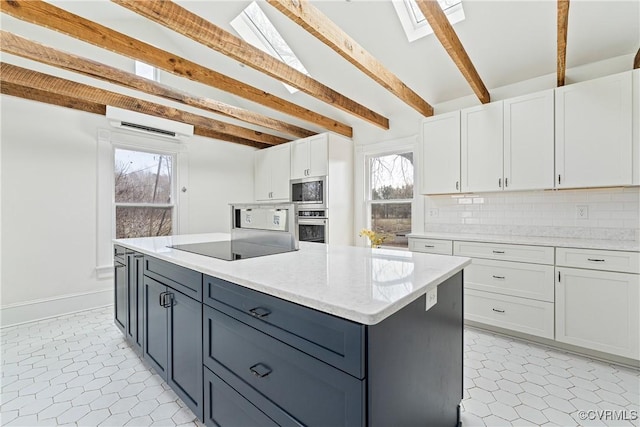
[[465, 289, 554, 339], [555, 267, 640, 360], [408, 237, 452, 255]]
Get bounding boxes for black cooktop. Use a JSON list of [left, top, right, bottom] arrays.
[[169, 241, 296, 261]]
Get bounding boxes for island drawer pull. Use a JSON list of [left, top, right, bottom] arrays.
[[492, 275, 505, 280], [492, 308, 505, 313], [423, 245, 435, 248], [115, 262, 126, 269], [159, 292, 167, 307], [587, 258, 605, 262], [492, 250, 505, 254], [249, 363, 272, 378], [249, 307, 271, 318]]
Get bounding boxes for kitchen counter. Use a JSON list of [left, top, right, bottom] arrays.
[[114, 233, 470, 325], [408, 232, 640, 252]]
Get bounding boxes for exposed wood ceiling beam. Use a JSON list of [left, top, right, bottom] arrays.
[[0, 31, 314, 139], [266, 0, 433, 117], [0, 0, 352, 138], [0, 80, 270, 149], [557, 0, 570, 86], [634, 48, 640, 69], [415, 0, 490, 104], [0, 62, 288, 146], [111, 0, 389, 130]]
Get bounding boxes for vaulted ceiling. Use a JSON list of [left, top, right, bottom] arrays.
[[1, 0, 638, 146]]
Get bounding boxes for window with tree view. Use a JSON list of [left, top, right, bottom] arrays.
[[369, 152, 413, 248], [114, 148, 174, 239]]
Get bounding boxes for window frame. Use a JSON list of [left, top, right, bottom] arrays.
[[392, 0, 465, 43], [112, 145, 178, 239]]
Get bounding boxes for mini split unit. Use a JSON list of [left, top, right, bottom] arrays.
[[106, 106, 194, 140]]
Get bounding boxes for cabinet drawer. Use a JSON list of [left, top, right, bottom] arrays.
[[408, 238, 453, 255], [204, 306, 365, 427], [454, 241, 554, 264], [556, 247, 640, 274], [464, 289, 554, 339], [114, 244, 127, 263], [203, 275, 364, 378], [144, 256, 202, 301], [464, 259, 555, 302]]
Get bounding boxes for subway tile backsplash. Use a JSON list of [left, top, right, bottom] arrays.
[[424, 187, 640, 241]]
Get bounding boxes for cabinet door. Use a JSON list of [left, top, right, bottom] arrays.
[[556, 267, 639, 359], [168, 290, 203, 419], [114, 259, 127, 334], [254, 149, 271, 201], [126, 254, 137, 347], [504, 90, 554, 191], [461, 102, 504, 192], [131, 254, 145, 352], [421, 111, 461, 194], [143, 277, 168, 379], [555, 71, 633, 188], [633, 69, 639, 185], [269, 144, 291, 201], [290, 139, 309, 180], [308, 135, 328, 177]]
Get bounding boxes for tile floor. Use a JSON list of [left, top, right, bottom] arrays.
[[0, 306, 638, 426]]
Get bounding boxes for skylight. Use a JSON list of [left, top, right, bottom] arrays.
[[393, 0, 465, 43], [231, 1, 309, 94], [134, 61, 158, 81]]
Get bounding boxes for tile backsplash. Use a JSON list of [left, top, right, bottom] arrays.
[[424, 187, 640, 241]]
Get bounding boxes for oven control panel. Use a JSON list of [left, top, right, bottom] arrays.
[[298, 209, 327, 219]]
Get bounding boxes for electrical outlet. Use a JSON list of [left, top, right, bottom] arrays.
[[576, 205, 589, 220], [428, 208, 439, 217], [425, 287, 437, 311]]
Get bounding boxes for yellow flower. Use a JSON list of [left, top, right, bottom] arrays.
[[359, 228, 388, 248]]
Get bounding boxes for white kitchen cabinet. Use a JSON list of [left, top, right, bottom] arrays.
[[461, 102, 504, 192], [503, 90, 555, 191], [408, 237, 453, 255], [421, 111, 461, 194], [555, 71, 633, 188], [254, 144, 291, 201], [290, 134, 328, 179], [556, 267, 639, 360], [633, 69, 639, 185]]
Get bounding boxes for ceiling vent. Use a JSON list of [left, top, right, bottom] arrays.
[[106, 106, 194, 140]]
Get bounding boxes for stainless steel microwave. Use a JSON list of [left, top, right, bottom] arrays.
[[290, 176, 326, 208]]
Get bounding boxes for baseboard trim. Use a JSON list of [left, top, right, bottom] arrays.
[[0, 289, 113, 328]]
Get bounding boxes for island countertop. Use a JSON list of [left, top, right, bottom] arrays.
[[114, 233, 471, 325]]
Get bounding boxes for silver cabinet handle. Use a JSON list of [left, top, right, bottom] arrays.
[[558, 174, 562, 185], [505, 177, 509, 187], [423, 245, 435, 248], [455, 181, 459, 191], [492, 250, 505, 254], [492, 275, 505, 279], [498, 178, 502, 188], [492, 308, 505, 313], [249, 363, 272, 378], [587, 258, 605, 262], [249, 307, 271, 318]]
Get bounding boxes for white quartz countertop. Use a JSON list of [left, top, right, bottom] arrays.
[[114, 233, 470, 325], [408, 232, 640, 252]]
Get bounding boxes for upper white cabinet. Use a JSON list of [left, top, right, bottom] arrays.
[[291, 134, 328, 179], [254, 143, 291, 201], [555, 71, 633, 188], [504, 89, 555, 191], [461, 101, 504, 192], [421, 111, 461, 194]]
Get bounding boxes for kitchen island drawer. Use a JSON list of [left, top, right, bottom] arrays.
[[464, 259, 555, 302], [408, 238, 453, 255], [454, 241, 554, 264], [465, 289, 554, 339], [556, 247, 640, 274], [204, 305, 365, 427], [203, 275, 364, 378], [144, 256, 202, 301]]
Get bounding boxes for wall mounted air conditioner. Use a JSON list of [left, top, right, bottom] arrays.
[[106, 106, 194, 140]]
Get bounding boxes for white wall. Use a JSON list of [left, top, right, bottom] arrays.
[[0, 96, 255, 326]]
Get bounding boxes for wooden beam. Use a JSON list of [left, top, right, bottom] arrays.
[[557, 0, 570, 86], [111, 0, 389, 130], [0, 0, 352, 137], [415, 0, 490, 104], [266, 0, 433, 117], [0, 31, 314, 139], [0, 80, 270, 149], [0, 62, 288, 146], [634, 47, 640, 69]]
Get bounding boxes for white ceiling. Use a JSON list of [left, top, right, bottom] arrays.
[[1, 0, 639, 143]]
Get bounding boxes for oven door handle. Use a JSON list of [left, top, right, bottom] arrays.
[[297, 219, 327, 225]]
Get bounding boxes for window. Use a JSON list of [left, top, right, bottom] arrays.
[[367, 152, 414, 248], [114, 148, 174, 239], [134, 60, 158, 81], [392, 0, 465, 42], [231, 1, 309, 93]]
